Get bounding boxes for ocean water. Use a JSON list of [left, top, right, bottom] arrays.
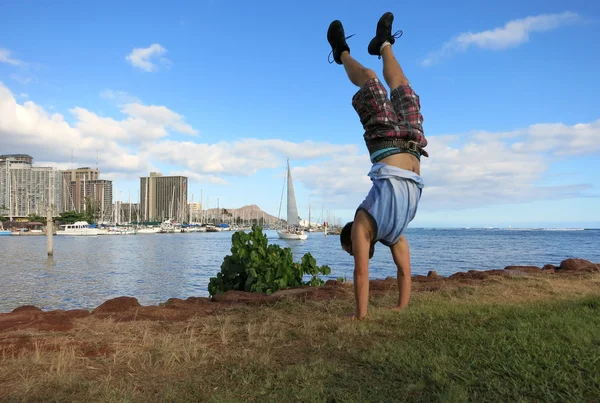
[[1, 228, 598, 312]]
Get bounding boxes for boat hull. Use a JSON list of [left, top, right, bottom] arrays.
[[56, 229, 99, 236], [137, 228, 161, 234], [276, 230, 308, 240]]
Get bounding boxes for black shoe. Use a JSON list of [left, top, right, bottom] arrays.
[[368, 12, 403, 57], [327, 20, 354, 64]]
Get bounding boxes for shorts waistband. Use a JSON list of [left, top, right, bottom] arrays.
[[367, 138, 429, 160]]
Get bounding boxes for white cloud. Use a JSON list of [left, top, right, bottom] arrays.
[[121, 103, 197, 136], [422, 11, 580, 66], [10, 74, 32, 85], [170, 170, 228, 185], [100, 89, 140, 105], [18, 93, 28, 99], [143, 139, 357, 177], [126, 44, 170, 72], [510, 120, 600, 155], [0, 48, 25, 66]]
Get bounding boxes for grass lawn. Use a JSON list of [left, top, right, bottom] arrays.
[[1, 274, 599, 402]]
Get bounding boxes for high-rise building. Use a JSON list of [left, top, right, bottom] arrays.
[[188, 202, 203, 223], [140, 172, 188, 222], [61, 167, 113, 221], [0, 154, 61, 218], [61, 167, 99, 211]]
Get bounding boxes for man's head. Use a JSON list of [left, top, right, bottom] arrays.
[[340, 221, 375, 259]]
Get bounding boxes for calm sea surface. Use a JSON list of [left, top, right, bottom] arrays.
[[1, 228, 599, 312]]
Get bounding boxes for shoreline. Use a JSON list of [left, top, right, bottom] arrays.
[[1, 257, 598, 331]]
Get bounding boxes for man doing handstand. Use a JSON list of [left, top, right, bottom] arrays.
[[327, 12, 428, 319]]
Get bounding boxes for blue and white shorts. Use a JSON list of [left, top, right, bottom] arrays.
[[357, 163, 424, 246]]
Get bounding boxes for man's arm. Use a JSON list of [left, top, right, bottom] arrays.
[[390, 235, 411, 310], [352, 211, 374, 319]]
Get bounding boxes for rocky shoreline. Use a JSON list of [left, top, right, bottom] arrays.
[[1, 258, 598, 333]]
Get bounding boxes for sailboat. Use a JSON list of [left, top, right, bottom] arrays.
[[277, 160, 308, 240]]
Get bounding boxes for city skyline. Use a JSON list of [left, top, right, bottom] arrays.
[[1, 1, 599, 228]]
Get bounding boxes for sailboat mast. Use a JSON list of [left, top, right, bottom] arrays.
[[128, 190, 131, 224], [277, 162, 286, 225], [8, 168, 12, 221], [170, 186, 175, 220]]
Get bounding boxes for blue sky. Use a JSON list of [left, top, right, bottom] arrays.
[[1, 0, 599, 227]]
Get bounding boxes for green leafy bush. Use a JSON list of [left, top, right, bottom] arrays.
[[208, 225, 331, 296]]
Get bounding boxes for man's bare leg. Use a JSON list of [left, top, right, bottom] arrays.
[[390, 235, 411, 310], [327, 20, 378, 88], [381, 45, 409, 89], [340, 51, 378, 88]]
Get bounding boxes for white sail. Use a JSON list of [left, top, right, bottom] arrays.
[[286, 160, 299, 227]]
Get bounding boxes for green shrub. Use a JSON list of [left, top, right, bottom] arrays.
[[208, 225, 331, 296]]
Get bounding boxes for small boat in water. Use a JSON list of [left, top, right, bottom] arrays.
[[137, 226, 161, 234], [277, 227, 308, 240], [0, 223, 10, 236], [204, 224, 220, 232], [57, 221, 99, 236]]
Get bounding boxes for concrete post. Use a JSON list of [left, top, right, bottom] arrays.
[[46, 206, 54, 256]]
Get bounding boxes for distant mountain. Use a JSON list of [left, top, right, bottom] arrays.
[[204, 204, 283, 224]]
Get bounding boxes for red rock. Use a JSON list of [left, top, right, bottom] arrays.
[[92, 296, 141, 314], [211, 291, 269, 303], [185, 297, 212, 304], [559, 258, 600, 272], [165, 297, 212, 309], [270, 288, 317, 299], [449, 271, 488, 280], [427, 271, 441, 278], [484, 269, 509, 277], [28, 312, 73, 332], [412, 275, 430, 282], [504, 266, 543, 273], [413, 274, 443, 283], [11, 305, 42, 314], [62, 309, 90, 319], [542, 264, 556, 273]]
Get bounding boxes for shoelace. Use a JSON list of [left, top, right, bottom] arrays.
[[328, 34, 355, 64], [327, 30, 404, 63], [376, 30, 403, 59]]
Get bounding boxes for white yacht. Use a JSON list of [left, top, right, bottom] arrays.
[[137, 226, 161, 234], [57, 221, 99, 236], [160, 220, 176, 233]]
